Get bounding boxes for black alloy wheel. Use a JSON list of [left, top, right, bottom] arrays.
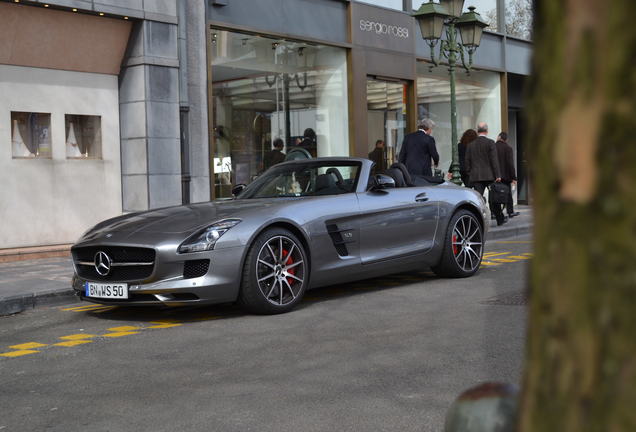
[[239, 228, 308, 314]]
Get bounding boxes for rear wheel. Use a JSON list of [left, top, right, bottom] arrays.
[[238, 228, 308, 314], [432, 209, 483, 278]]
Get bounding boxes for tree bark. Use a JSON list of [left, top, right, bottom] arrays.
[[518, 0, 636, 431]]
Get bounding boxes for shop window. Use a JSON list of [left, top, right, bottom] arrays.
[[11, 112, 52, 158], [65, 115, 102, 159], [416, 64, 502, 173], [210, 30, 349, 199]]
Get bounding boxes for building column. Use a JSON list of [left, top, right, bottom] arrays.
[[119, 20, 182, 212]]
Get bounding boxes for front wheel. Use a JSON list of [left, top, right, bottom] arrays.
[[432, 209, 483, 278], [238, 228, 308, 314]]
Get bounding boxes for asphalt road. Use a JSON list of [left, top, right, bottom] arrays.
[[0, 237, 531, 432]]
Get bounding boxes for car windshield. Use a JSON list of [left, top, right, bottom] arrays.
[[238, 162, 361, 199]]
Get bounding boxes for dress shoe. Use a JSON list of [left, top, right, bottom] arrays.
[[508, 212, 521, 218]]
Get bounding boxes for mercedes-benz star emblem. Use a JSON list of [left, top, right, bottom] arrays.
[[94, 251, 112, 276]]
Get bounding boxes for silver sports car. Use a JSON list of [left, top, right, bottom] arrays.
[[72, 157, 488, 314]]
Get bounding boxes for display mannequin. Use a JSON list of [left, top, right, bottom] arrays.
[[12, 119, 32, 157], [66, 121, 83, 157]]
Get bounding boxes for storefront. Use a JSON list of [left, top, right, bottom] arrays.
[[206, 1, 517, 195]]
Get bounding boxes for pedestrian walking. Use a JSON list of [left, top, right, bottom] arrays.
[[465, 122, 505, 225], [398, 118, 439, 177], [495, 132, 520, 218], [448, 128, 478, 187], [368, 139, 386, 174]]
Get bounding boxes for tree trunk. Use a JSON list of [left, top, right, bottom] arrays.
[[518, 0, 636, 431]]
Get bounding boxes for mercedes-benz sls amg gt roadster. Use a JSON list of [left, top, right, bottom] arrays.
[[72, 157, 489, 314]]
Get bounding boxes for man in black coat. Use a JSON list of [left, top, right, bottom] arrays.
[[368, 139, 386, 174], [495, 132, 520, 217], [465, 122, 505, 225], [398, 118, 439, 177]]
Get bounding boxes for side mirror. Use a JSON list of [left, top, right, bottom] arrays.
[[231, 184, 247, 197], [372, 174, 395, 190]]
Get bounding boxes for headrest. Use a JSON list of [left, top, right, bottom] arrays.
[[390, 162, 413, 186], [315, 173, 336, 191], [384, 168, 406, 188]]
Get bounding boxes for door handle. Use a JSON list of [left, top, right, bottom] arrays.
[[415, 193, 428, 202]]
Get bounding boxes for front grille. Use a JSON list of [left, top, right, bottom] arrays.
[[73, 246, 155, 282], [73, 246, 155, 263], [183, 259, 210, 279]]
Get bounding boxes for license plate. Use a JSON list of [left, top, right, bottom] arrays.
[[85, 282, 128, 299]]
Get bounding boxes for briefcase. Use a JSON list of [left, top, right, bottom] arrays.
[[488, 182, 509, 205]]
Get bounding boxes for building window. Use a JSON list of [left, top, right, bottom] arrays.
[[210, 30, 349, 198], [65, 115, 102, 158], [416, 63, 501, 172], [505, 0, 532, 40], [413, 0, 498, 32], [11, 112, 52, 158], [356, 0, 404, 11]]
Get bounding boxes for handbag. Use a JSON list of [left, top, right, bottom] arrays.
[[488, 182, 509, 205]]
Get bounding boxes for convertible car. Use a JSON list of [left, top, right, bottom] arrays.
[[72, 157, 488, 314]]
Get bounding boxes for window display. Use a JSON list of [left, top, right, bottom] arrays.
[[416, 63, 501, 173], [210, 30, 350, 198], [11, 112, 52, 158], [65, 115, 102, 158]]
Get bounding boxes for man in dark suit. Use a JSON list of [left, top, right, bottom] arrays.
[[465, 122, 505, 225], [368, 139, 386, 174], [495, 132, 520, 218], [398, 118, 439, 177]]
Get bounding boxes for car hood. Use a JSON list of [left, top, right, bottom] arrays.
[[85, 199, 282, 237]]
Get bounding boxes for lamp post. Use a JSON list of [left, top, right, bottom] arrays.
[[413, 1, 488, 185]]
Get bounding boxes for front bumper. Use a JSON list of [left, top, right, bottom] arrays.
[[72, 245, 246, 307]]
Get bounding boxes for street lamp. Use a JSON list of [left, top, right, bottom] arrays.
[[413, 1, 488, 186]]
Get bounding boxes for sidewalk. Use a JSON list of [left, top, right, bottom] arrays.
[[0, 205, 532, 316]]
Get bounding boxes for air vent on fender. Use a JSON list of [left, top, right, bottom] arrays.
[[326, 224, 354, 257]]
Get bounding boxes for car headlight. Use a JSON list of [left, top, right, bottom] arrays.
[[178, 219, 241, 253]]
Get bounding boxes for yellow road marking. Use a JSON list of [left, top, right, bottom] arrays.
[[54, 340, 92, 347], [480, 262, 500, 266], [88, 306, 118, 313], [59, 334, 96, 340], [0, 350, 39, 358], [483, 252, 510, 258], [102, 331, 139, 338], [147, 321, 183, 329], [508, 255, 531, 259], [489, 258, 519, 263], [9, 342, 47, 350], [107, 326, 139, 332], [523, 253, 534, 256], [62, 304, 106, 312]]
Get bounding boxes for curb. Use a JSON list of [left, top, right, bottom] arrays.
[[0, 289, 78, 317], [486, 223, 533, 240]]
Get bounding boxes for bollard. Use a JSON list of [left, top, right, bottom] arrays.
[[444, 382, 519, 432]]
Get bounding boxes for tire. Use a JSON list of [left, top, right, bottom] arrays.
[[432, 209, 483, 278], [238, 228, 308, 314]]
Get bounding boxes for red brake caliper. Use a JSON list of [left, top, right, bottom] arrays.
[[282, 249, 295, 285], [452, 235, 459, 255]]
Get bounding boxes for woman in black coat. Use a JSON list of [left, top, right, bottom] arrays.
[[448, 129, 478, 187]]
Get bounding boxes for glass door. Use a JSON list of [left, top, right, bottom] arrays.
[[366, 78, 407, 172]]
